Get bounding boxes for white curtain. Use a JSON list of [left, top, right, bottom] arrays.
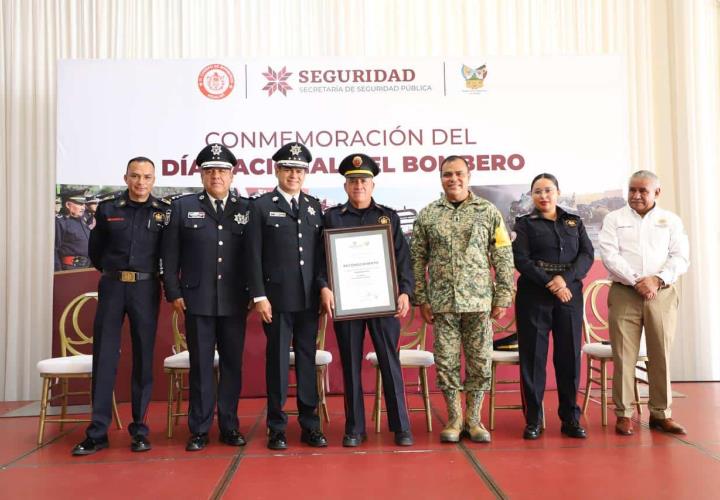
[[1, 0, 718, 400]]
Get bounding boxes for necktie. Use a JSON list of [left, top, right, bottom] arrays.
[[291, 197, 299, 217], [215, 199, 223, 214]]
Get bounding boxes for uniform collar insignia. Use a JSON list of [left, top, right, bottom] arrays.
[[199, 194, 205, 200], [231, 197, 237, 203]]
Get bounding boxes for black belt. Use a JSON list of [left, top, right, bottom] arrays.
[[535, 260, 572, 273], [103, 271, 158, 283]]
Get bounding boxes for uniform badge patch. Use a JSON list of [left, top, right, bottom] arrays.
[[153, 212, 165, 223], [290, 144, 302, 156], [565, 219, 577, 227], [234, 212, 249, 225], [211, 144, 222, 156], [378, 215, 390, 225], [272, 196, 279, 202], [188, 211, 206, 219], [307, 206, 316, 215]]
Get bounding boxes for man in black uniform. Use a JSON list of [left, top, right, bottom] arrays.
[[319, 154, 414, 447], [72, 157, 167, 456], [55, 191, 92, 271], [246, 142, 327, 450], [162, 143, 251, 451]]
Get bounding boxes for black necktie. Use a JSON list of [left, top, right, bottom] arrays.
[[291, 197, 299, 217], [215, 199, 223, 214]]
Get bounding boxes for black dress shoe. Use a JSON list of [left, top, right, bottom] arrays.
[[186, 433, 209, 452], [219, 430, 247, 447], [300, 428, 328, 448], [267, 431, 288, 450], [131, 435, 152, 452], [561, 421, 587, 439], [394, 431, 414, 446], [72, 436, 109, 456], [342, 433, 368, 447], [523, 424, 543, 440]]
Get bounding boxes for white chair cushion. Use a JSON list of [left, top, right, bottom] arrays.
[[492, 350, 520, 363], [582, 342, 647, 358], [164, 350, 220, 369], [289, 350, 333, 366], [36, 354, 93, 374], [365, 350, 435, 367]]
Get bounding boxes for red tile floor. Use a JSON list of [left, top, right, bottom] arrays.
[[1, 383, 718, 499]]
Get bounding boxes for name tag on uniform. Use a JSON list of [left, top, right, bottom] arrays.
[[269, 211, 286, 217], [187, 211, 205, 219]]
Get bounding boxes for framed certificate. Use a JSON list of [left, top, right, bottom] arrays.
[[324, 224, 398, 320]]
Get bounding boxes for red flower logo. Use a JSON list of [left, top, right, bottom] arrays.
[[262, 66, 293, 96]]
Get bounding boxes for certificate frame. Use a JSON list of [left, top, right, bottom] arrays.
[[324, 224, 398, 320]]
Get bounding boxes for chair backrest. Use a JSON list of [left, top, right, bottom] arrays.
[[491, 316, 516, 337], [171, 310, 187, 354], [582, 278, 612, 343], [399, 307, 428, 351], [59, 292, 98, 356], [317, 313, 328, 350]]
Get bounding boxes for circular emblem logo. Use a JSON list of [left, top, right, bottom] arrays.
[[378, 215, 390, 225], [198, 64, 235, 100], [352, 156, 363, 167]]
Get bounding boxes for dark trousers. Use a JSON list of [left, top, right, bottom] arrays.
[[264, 309, 319, 432], [516, 279, 583, 425], [185, 312, 247, 435], [334, 317, 410, 434], [87, 276, 159, 440]]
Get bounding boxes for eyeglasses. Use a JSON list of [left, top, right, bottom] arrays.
[[532, 187, 556, 196]]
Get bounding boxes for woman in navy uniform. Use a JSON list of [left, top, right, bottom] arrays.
[[512, 173, 594, 440], [162, 143, 251, 451], [319, 154, 414, 447]]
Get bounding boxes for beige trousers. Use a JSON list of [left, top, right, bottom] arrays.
[[608, 283, 679, 419]]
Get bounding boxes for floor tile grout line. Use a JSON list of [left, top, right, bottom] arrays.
[[431, 405, 508, 500], [0, 423, 83, 470], [636, 421, 720, 462], [211, 403, 267, 500]]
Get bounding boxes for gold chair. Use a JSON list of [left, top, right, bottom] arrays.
[[163, 311, 220, 438], [489, 317, 544, 430], [36, 292, 122, 445], [367, 307, 434, 433], [288, 313, 332, 430], [581, 279, 648, 425]]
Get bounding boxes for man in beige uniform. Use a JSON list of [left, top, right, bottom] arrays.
[[598, 170, 689, 436]]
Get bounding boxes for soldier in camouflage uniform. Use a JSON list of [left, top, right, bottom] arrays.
[[410, 156, 515, 443]]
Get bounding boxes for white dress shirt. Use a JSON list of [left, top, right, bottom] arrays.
[[598, 204, 689, 286], [206, 192, 229, 212]]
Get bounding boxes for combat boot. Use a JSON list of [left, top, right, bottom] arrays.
[[440, 390, 463, 443], [464, 391, 491, 443]]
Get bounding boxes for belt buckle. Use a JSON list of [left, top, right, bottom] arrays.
[[120, 271, 136, 283]]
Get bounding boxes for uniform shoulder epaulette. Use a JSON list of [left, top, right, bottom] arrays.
[[375, 202, 396, 212], [301, 193, 320, 202], [97, 191, 123, 204], [167, 192, 195, 202], [151, 197, 171, 209]]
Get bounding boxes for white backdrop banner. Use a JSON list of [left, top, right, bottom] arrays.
[[58, 57, 629, 198]]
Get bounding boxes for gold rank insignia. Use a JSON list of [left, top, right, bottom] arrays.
[[153, 212, 165, 223], [565, 219, 577, 227], [378, 215, 390, 225]]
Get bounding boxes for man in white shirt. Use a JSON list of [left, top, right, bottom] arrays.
[[599, 170, 689, 436]]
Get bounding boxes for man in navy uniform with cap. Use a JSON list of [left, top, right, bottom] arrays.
[[72, 156, 167, 455], [246, 142, 327, 450], [319, 153, 415, 447], [55, 191, 92, 271], [162, 143, 251, 452]]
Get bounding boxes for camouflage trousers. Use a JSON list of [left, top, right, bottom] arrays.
[[433, 312, 492, 392]]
